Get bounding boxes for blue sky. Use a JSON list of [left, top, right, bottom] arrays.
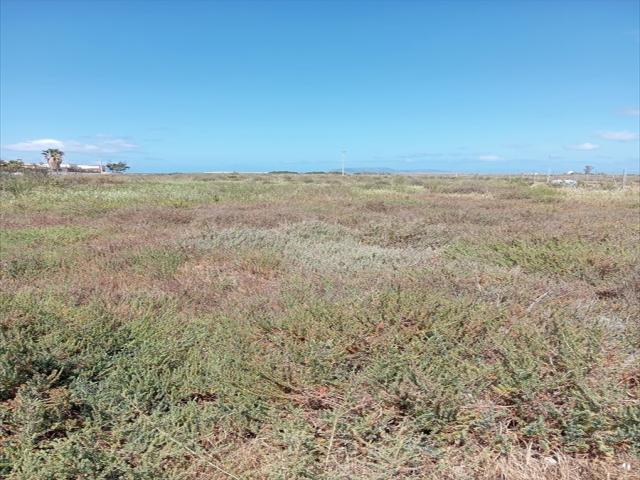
[[1, 0, 639, 173]]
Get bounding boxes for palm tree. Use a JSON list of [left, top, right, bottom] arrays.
[[42, 149, 64, 172]]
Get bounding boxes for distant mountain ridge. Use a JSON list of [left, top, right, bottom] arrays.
[[333, 167, 446, 174]]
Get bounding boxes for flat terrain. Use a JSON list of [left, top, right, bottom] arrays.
[[1, 173, 638, 479]]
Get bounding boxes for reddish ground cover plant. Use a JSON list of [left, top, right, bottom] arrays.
[[1, 173, 638, 479]]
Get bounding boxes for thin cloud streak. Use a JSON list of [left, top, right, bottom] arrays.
[[621, 108, 640, 116], [598, 130, 639, 141], [4, 137, 138, 154], [566, 142, 599, 151]]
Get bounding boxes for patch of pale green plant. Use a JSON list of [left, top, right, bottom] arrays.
[[193, 220, 436, 275]]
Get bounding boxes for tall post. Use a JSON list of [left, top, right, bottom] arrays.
[[341, 150, 346, 176], [622, 169, 627, 189]]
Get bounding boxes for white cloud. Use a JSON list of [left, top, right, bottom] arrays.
[[4, 138, 65, 151], [621, 108, 640, 116], [3, 136, 138, 154], [598, 130, 639, 141], [478, 154, 502, 161], [566, 142, 599, 151]]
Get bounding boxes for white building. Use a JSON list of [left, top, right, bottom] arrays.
[[60, 163, 105, 173]]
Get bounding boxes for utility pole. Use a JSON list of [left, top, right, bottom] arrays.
[[341, 150, 346, 176]]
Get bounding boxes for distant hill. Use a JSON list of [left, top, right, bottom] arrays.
[[339, 167, 445, 174]]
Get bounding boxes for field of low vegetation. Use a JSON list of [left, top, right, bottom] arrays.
[[1, 172, 638, 479]]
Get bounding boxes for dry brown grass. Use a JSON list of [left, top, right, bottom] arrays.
[[1, 174, 638, 479]]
